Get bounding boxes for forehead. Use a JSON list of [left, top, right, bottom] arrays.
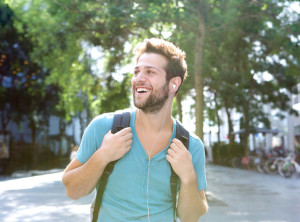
[[136, 53, 168, 71]]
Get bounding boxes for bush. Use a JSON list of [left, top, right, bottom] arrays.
[[212, 142, 244, 166]]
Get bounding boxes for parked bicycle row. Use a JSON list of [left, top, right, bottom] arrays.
[[212, 143, 300, 178], [232, 150, 300, 178]]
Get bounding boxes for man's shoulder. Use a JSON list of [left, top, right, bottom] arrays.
[[92, 108, 133, 122], [189, 132, 202, 142], [88, 108, 134, 129], [173, 119, 204, 150], [89, 113, 114, 126], [188, 132, 204, 150]]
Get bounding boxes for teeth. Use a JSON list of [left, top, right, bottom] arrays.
[[137, 88, 149, 93]]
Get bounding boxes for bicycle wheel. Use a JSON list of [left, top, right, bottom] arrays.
[[256, 160, 265, 173], [264, 159, 277, 175], [280, 163, 295, 178]]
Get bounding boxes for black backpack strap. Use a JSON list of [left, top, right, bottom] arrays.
[[170, 120, 189, 220], [175, 120, 189, 149], [92, 111, 131, 222], [111, 112, 130, 134]]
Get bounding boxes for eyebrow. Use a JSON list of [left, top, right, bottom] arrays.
[[134, 65, 160, 71]]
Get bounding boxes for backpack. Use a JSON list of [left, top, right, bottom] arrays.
[[91, 111, 189, 222]]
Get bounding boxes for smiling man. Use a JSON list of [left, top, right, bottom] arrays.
[[62, 38, 208, 222]]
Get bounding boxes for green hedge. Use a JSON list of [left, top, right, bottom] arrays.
[[212, 142, 244, 166]]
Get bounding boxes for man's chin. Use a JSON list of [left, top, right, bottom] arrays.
[[134, 103, 147, 111], [134, 102, 166, 114]]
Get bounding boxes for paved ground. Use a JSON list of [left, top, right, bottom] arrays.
[[0, 164, 299, 222], [0, 170, 95, 222], [201, 164, 300, 222]]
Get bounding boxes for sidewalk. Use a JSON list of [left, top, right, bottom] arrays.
[[0, 171, 95, 222], [0, 169, 63, 182], [1, 164, 299, 221], [201, 164, 300, 222]]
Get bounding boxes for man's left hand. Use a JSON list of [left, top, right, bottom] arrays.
[[166, 138, 195, 182]]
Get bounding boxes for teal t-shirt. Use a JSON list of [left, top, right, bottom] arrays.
[[77, 109, 207, 222]]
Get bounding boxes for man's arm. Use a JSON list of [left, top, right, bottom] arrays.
[[166, 138, 208, 222], [177, 175, 208, 221], [62, 128, 132, 200]]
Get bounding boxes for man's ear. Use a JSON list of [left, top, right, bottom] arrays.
[[169, 77, 182, 93]]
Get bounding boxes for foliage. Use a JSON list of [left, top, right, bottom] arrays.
[[4, 0, 300, 153], [212, 141, 244, 165], [203, 0, 299, 154], [0, 2, 59, 143]]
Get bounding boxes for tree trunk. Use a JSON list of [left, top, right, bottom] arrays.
[[194, 3, 206, 140], [176, 93, 183, 122], [244, 131, 249, 157], [243, 104, 250, 157], [31, 123, 36, 145], [224, 104, 234, 146], [0, 110, 10, 131], [214, 93, 221, 143], [216, 115, 221, 143]]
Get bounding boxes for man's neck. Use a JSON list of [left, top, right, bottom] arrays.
[[136, 106, 173, 133]]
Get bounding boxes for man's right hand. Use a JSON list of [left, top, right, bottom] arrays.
[[99, 127, 133, 163]]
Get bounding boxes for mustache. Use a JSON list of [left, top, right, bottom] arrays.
[[133, 83, 151, 89]]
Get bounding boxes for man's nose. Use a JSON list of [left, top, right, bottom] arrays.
[[135, 71, 147, 81]]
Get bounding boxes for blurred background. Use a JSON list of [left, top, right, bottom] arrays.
[[0, 0, 299, 178]]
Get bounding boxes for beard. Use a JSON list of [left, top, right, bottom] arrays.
[[133, 82, 170, 114]]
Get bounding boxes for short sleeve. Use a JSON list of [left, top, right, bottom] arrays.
[[189, 135, 207, 191], [76, 114, 113, 164]]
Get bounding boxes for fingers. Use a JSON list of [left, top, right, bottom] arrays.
[[112, 127, 132, 142], [167, 141, 183, 159], [117, 127, 132, 136], [118, 128, 132, 148], [104, 128, 132, 146], [125, 139, 133, 147], [169, 142, 180, 153], [169, 138, 184, 154], [166, 154, 172, 163], [167, 147, 176, 157], [167, 138, 189, 160], [171, 138, 186, 150], [124, 131, 133, 141]]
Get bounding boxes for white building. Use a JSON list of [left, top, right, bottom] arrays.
[[288, 83, 300, 151], [202, 84, 300, 156]]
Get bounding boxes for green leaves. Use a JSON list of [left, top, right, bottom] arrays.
[[3, 0, 298, 147]]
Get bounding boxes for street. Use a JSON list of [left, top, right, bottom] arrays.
[[0, 170, 95, 222], [202, 164, 300, 222], [0, 164, 299, 222]]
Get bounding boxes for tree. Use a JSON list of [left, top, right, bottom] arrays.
[[7, 0, 299, 150], [204, 0, 299, 156], [8, 0, 137, 124], [0, 2, 60, 144]]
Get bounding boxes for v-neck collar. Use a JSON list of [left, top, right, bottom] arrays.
[[131, 109, 176, 161]]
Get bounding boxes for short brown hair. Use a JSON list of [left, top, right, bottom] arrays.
[[134, 38, 188, 85]]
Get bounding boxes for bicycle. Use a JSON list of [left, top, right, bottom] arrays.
[[278, 152, 300, 178], [263, 156, 285, 175]]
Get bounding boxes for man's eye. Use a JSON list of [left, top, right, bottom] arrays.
[[134, 70, 139, 75]]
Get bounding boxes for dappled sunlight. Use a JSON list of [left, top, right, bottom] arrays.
[[0, 172, 95, 221], [0, 172, 63, 193], [2, 204, 91, 222]]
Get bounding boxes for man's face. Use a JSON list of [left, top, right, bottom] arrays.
[[131, 53, 170, 113]]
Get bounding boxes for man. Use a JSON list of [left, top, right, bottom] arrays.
[[62, 38, 208, 222]]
